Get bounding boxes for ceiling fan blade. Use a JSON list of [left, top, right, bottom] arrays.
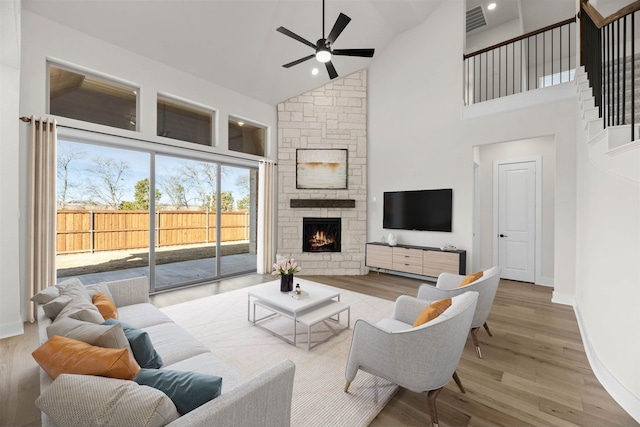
[[276, 26, 317, 49], [325, 61, 338, 79], [332, 48, 375, 58], [282, 54, 316, 68], [327, 13, 351, 44]]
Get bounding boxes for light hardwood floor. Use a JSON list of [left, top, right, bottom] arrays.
[[1, 272, 637, 427]]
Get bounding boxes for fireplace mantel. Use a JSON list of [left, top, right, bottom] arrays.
[[290, 199, 356, 208]]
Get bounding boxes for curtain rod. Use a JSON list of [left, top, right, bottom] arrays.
[[19, 116, 55, 126], [19, 116, 274, 165]]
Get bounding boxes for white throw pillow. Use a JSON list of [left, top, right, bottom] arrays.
[[36, 374, 180, 427]]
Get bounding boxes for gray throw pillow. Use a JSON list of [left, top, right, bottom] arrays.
[[56, 297, 103, 324], [59, 280, 92, 303], [42, 295, 73, 320], [134, 368, 222, 415], [86, 282, 114, 301], [47, 317, 131, 350], [102, 319, 163, 369], [30, 286, 60, 304], [36, 374, 180, 427]]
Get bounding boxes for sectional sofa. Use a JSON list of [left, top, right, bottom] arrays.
[[34, 276, 296, 427]]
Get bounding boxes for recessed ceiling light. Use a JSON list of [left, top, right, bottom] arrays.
[[487, 3, 496, 10], [237, 121, 244, 126], [312, 68, 319, 76]]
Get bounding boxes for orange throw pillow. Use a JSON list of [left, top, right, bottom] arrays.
[[92, 292, 118, 320], [458, 271, 484, 287], [413, 298, 452, 327], [32, 335, 140, 381]]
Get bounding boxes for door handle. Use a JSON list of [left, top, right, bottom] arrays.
[[499, 234, 508, 238]]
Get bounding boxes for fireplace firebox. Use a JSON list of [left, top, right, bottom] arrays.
[[303, 217, 341, 252]]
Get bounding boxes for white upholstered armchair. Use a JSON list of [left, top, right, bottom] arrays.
[[417, 266, 501, 358], [344, 291, 478, 427]]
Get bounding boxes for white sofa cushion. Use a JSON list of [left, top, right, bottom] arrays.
[[143, 322, 210, 366], [164, 353, 246, 394], [117, 303, 174, 329]]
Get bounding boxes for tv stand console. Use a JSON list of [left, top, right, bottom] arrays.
[[365, 242, 466, 279]]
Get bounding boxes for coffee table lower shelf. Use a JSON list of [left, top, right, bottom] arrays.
[[250, 299, 350, 350]]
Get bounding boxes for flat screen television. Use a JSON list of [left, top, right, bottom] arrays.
[[383, 189, 453, 232]]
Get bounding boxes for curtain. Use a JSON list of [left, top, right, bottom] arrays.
[[257, 160, 276, 274], [26, 116, 57, 322]]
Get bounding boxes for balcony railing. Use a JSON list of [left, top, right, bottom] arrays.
[[464, 17, 577, 105], [581, 0, 640, 142]]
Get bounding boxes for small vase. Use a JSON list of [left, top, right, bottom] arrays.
[[280, 274, 294, 292]]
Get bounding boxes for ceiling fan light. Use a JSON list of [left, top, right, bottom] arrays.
[[316, 50, 331, 63]]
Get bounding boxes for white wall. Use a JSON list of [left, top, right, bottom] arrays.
[[477, 136, 555, 283], [575, 88, 640, 410], [0, 0, 24, 339], [466, 18, 522, 53], [369, 1, 576, 296], [14, 11, 277, 324], [368, 1, 469, 256]]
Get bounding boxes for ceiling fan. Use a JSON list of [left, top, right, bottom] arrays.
[[276, 0, 375, 80]]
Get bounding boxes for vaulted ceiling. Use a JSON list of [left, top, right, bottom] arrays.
[[23, 0, 576, 106]]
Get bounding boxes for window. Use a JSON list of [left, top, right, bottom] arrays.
[[157, 95, 214, 146], [228, 117, 266, 157], [48, 64, 138, 131], [539, 69, 576, 88]]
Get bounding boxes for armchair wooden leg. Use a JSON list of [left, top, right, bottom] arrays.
[[426, 387, 444, 427], [344, 380, 351, 392], [470, 328, 483, 359], [483, 322, 493, 337], [452, 371, 465, 394]]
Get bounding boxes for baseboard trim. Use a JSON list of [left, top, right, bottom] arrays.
[[0, 320, 24, 339], [574, 305, 640, 423], [551, 291, 575, 306]]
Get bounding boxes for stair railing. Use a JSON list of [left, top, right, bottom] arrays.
[[581, 0, 640, 142], [464, 17, 576, 106]]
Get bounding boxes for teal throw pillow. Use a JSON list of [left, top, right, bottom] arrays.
[[134, 369, 222, 415], [102, 319, 163, 369]]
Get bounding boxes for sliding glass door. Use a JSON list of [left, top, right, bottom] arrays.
[[219, 165, 258, 277], [56, 140, 151, 285], [56, 135, 257, 291]]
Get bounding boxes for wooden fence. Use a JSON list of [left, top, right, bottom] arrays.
[[56, 210, 250, 254]]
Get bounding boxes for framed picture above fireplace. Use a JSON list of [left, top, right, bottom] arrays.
[[296, 149, 347, 189]]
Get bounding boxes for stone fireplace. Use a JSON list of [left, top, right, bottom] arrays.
[[303, 218, 341, 253], [276, 69, 367, 275]]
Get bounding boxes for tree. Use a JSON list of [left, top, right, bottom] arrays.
[[86, 157, 129, 209], [120, 178, 161, 210], [236, 194, 250, 211], [57, 141, 85, 208], [220, 191, 235, 212], [161, 175, 190, 209], [180, 162, 227, 211]]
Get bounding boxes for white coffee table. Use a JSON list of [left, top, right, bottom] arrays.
[[247, 278, 350, 350]]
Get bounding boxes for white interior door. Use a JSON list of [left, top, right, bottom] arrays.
[[496, 161, 536, 282]]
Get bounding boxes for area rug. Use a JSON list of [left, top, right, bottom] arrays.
[[160, 282, 398, 427]]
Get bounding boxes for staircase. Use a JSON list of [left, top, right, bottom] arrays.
[[577, 66, 640, 184]]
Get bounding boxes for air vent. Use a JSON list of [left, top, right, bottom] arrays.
[[466, 5, 487, 32]]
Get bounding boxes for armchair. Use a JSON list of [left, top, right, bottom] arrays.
[[417, 266, 501, 358], [344, 292, 478, 427]]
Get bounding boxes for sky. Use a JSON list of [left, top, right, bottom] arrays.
[[58, 139, 251, 208]]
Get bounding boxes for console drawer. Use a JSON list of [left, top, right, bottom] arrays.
[[392, 247, 422, 274], [366, 244, 393, 270], [423, 251, 460, 277]]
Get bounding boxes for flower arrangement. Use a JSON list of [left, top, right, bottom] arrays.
[[272, 258, 301, 276]]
